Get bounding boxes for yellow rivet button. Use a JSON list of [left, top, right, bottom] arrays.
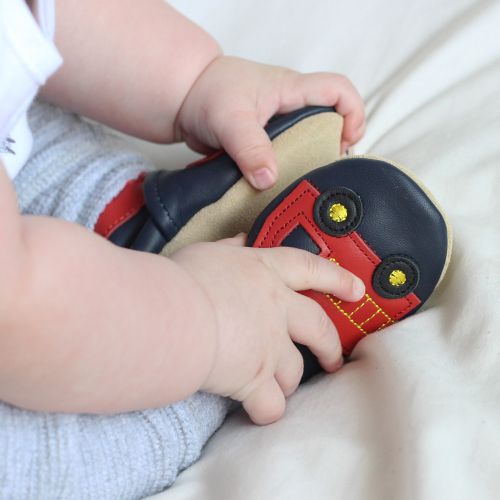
[[389, 269, 407, 287], [329, 203, 348, 222]]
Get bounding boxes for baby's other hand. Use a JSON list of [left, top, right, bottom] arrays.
[[171, 234, 365, 425], [176, 56, 365, 190]]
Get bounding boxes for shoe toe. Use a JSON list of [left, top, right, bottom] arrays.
[[247, 156, 451, 380]]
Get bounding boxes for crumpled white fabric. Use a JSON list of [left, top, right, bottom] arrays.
[[149, 0, 500, 498], [0, 0, 61, 178]]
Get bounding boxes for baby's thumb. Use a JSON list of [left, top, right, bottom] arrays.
[[218, 113, 278, 190]]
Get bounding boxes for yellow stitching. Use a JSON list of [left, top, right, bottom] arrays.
[[374, 308, 392, 325], [377, 317, 394, 330], [325, 293, 368, 335], [389, 269, 406, 286], [324, 257, 394, 333], [358, 308, 383, 327], [365, 295, 392, 323], [324, 291, 394, 336], [348, 295, 370, 317], [376, 316, 394, 329], [357, 296, 393, 327], [329, 203, 348, 222], [325, 259, 344, 304]]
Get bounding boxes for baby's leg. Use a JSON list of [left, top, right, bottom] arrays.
[[3, 100, 231, 498], [0, 394, 231, 499], [14, 100, 154, 227]]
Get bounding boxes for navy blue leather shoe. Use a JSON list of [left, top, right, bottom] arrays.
[[95, 106, 343, 255], [94, 108, 451, 383], [246, 156, 452, 380]]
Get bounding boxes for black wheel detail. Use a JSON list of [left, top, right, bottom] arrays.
[[373, 255, 420, 299], [313, 186, 363, 237]]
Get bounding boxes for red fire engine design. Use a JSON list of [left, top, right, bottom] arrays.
[[251, 179, 421, 355]]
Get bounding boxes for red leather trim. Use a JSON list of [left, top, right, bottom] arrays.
[[252, 179, 421, 355], [185, 150, 223, 169], [94, 173, 146, 238]]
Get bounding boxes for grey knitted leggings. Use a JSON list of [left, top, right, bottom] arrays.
[[2, 100, 231, 499]]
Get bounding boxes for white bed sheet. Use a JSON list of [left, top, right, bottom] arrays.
[[148, 0, 500, 498]]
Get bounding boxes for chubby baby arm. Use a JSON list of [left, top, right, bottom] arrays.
[[0, 162, 217, 413], [41, 1, 364, 190], [40, 0, 222, 142], [1, 161, 364, 422]]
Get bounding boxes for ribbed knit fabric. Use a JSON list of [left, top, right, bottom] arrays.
[[14, 99, 154, 228], [2, 100, 232, 499], [0, 394, 232, 499]]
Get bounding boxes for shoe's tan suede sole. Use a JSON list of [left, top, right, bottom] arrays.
[[160, 111, 343, 256]]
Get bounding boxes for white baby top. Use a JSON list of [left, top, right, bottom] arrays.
[[0, 0, 62, 179]]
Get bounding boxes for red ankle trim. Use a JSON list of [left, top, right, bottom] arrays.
[[185, 150, 223, 168], [94, 173, 146, 238]]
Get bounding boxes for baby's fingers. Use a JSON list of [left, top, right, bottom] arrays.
[[279, 72, 365, 153], [286, 290, 343, 373], [259, 247, 365, 302], [242, 378, 286, 425], [217, 110, 278, 191]]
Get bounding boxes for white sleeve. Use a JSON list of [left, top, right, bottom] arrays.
[[0, 0, 62, 178]]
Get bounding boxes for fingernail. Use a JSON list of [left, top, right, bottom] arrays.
[[250, 168, 275, 190], [352, 277, 365, 300]]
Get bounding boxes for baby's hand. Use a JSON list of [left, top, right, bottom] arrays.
[[176, 56, 365, 190], [171, 234, 365, 425]]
